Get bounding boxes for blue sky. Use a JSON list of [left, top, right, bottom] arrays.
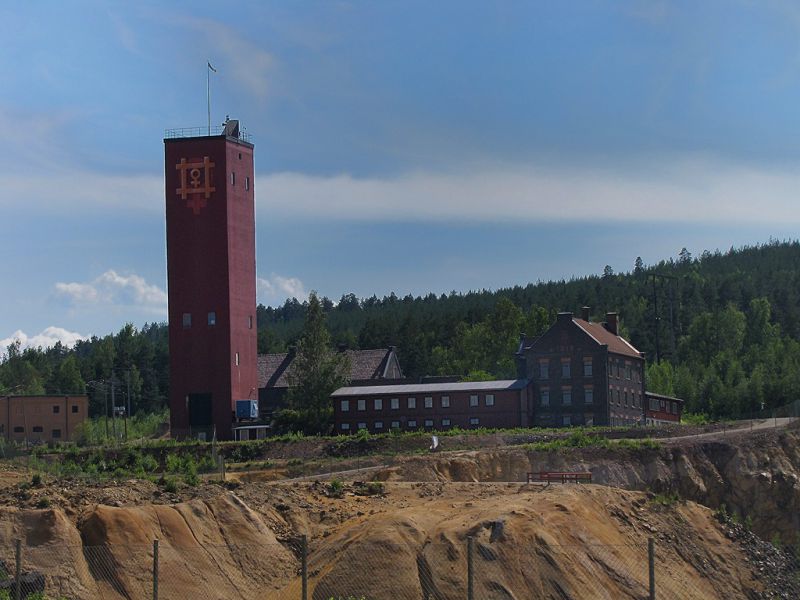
[[2, 1, 800, 349]]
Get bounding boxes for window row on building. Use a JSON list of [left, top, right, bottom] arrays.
[[340, 416, 483, 431], [608, 357, 642, 383], [539, 386, 594, 407], [181, 312, 255, 329], [609, 387, 642, 409], [537, 357, 594, 380], [0, 424, 63, 438], [648, 397, 680, 415], [340, 393, 495, 413]]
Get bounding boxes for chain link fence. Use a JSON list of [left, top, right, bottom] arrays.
[[0, 535, 796, 599]]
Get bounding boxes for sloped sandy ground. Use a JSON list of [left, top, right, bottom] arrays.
[[303, 484, 761, 600], [0, 493, 296, 600]]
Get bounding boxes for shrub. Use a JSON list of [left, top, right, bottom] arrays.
[[651, 492, 679, 506], [327, 479, 344, 498], [165, 453, 184, 473], [160, 476, 179, 494], [35, 496, 51, 509], [31, 473, 42, 487]]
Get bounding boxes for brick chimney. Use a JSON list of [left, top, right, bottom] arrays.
[[605, 312, 618, 335], [581, 306, 590, 321]]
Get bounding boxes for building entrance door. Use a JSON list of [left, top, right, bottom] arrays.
[[188, 393, 212, 438]]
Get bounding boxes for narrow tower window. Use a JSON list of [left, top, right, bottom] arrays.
[[208, 311, 216, 326]]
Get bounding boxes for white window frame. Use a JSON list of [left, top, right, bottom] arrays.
[[441, 396, 450, 408], [391, 421, 400, 429], [562, 390, 572, 406], [442, 418, 451, 427], [357, 422, 367, 430], [469, 395, 479, 407], [469, 417, 480, 426], [424, 419, 434, 428], [408, 397, 416, 409], [374, 421, 383, 430], [391, 398, 399, 410], [341, 423, 350, 431], [357, 399, 366, 411], [485, 394, 495, 407], [340, 400, 350, 412], [408, 419, 417, 428], [374, 398, 383, 410], [424, 396, 433, 408]]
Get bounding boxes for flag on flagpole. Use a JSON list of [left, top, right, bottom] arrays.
[[208, 61, 217, 73]]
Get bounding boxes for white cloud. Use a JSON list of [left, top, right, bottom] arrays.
[[255, 157, 800, 225], [1, 327, 85, 351], [54, 270, 167, 314], [257, 274, 307, 305], [186, 18, 275, 102]]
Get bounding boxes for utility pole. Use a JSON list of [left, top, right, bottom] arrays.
[[111, 379, 117, 440], [126, 368, 131, 441], [650, 274, 661, 363], [104, 385, 109, 439]]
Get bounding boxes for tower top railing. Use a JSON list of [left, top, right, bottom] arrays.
[[164, 126, 252, 143]]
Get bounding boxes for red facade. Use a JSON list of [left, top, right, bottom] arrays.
[[165, 130, 257, 440], [332, 381, 531, 433]]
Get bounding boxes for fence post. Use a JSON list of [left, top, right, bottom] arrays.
[[301, 534, 308, 600], [648, 537, 655, 600], [14, 538, 21, 600], [467, 536, 474, 600], [153, 539, 159, 600]]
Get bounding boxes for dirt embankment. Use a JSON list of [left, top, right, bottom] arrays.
[[0, 482, 795, 600], [375, 425, 800, 543]]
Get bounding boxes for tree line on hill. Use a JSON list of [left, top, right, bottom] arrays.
[[2, 240, 799, 421]]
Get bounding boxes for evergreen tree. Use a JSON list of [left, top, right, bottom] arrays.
[[284, 292, 350, 434]]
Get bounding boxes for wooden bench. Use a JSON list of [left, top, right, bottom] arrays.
[[527, 471, 592, 484]]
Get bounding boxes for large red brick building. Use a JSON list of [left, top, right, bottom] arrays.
[[164, 120, 258, 440], [517, 309, 646, 427]]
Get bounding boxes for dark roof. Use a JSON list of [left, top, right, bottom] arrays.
[[258, 348, 400, 389], [645, 391, 685, 404], [257, 353, 292, 388], [572, 318, 642, 358], [331, 379, 529, 397]]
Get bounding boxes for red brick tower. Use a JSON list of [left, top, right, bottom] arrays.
[[164, 120, 257, 440]]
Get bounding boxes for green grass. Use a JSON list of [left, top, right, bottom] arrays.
[[522, 431, 661, 452]]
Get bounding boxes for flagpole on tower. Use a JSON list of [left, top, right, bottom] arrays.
[[207, 61, 217, 136]]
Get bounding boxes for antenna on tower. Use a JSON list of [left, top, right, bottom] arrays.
[[207, 61, 217, 135]]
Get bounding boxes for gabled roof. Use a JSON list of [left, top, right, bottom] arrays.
[[572, 318, 642, 358], [258, 347, 402, 389], [257, 353, 292, 388], [521, 314, 642, 359]]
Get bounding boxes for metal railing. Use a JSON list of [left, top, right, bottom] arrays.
[[164, 126, 252, 143]]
